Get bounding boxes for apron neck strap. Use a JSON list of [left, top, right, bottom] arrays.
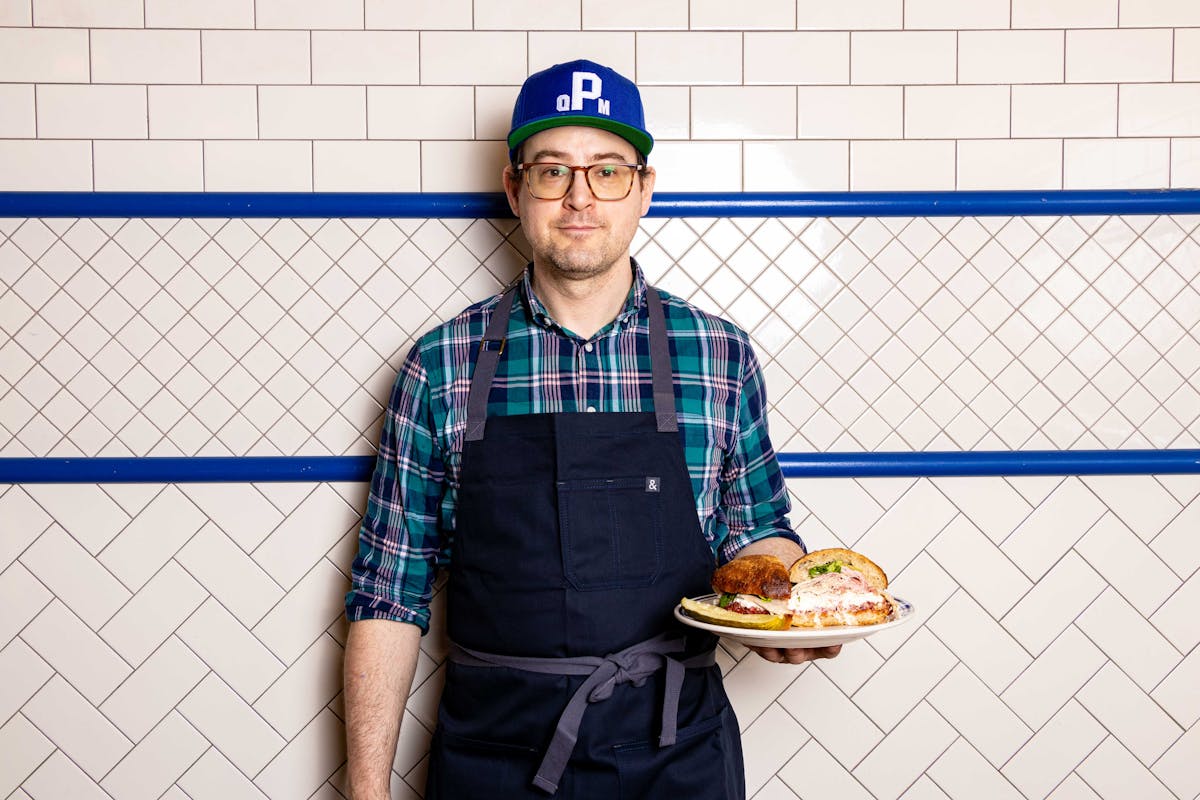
[[463, 283, 678, 443]]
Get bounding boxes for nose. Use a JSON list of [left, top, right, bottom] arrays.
[[563, 168, 594, 210]]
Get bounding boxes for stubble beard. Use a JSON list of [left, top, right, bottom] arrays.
[[533, 220, 633, 284]]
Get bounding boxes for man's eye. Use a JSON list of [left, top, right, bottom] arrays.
[[540, 166, 568, 179], [595, 166, 619, 178]]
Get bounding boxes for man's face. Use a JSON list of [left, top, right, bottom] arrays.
[[503, 126, 656, 283]]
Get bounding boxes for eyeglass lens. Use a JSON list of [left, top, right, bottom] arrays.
[[523, 164, 637, 201]]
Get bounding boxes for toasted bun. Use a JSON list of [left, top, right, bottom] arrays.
[[680, 597, 791, 630], [712, 555, 791, 599], [789, 548, 888, 591]]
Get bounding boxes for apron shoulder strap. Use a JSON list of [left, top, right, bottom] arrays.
[[644, 285, 678, 434], [464, 286, 517, 442]]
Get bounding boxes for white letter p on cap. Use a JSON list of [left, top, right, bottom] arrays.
[[570, 71, 603, 111]]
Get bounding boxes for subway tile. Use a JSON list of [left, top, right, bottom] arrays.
[[1172, 137, 1200, 186], [1178, 29, 1200, 80], [1001, 477, 1106, 581], [855, 135, 952, 192], [252, 484, 359, 589], [778, 666, 882, 765], [1066, 29, 1173, 83], [0, 29, 89, 82], [475, 0, 580, 29], [853, 702, 957, 799], [253, 710, 345, 800], [312, 31, 418, 85], [929, 590, 1032, 692], [744, 141, 848, 191], [366, 0, 471, 29], [740, 704, 809, 797], [958, 140, 1063, 190], [420, 140, 509, 192], [744, 32, 849, 85], [98, 484, 206, 591], [21, 525, 128, 629], [1076, 512, 1179, 615], [691, 0, 794, 29], [420, 31, 527, 85], [693, 87, 796, 140], [853, 628, 958, 731], [0, 141, 90, 190], [927, 740, 1025, 800], [202, 30, 310, 85], [22, 750, 110, 800], [1078, 588, 1180, 690], [928, 665, 1031, 767], [647, 140, 741, 192], [778, 742, 874, 800], [33, 0, 142, 26], [179, 484, 284, 554], [1076, 738, 1176, 800], [797, 0, 902, 29], [1153, 716, 1200, 799], [1003, 700, 1107, 799], [260, 86, 365, 140], [905, 85, 1009, 139], [1077, 662, 1183, 765], [0, 715, 53, 798], [636, 32, 742, 85], [100, 561, 206, 664], [1119, 84, 1200, 136], [1002, 626, 1106, 730], [177, 522, 282, 626], [476, 85, 522, 140], [205, 141, 314, 191], [149, 86, 258, 139], [1012, 85, 1117, 137], [179, 673, 286, 776], [178, 748, 272, 800], [252, 558, 348, 664], [369, 87, 474, 140], [904, 0, 1008, 29], [0, 639, 52, 725], [1064, 138, 1170, 189], [634, 86, 686, 140], [528, 32, 636, 76], [927, 515, 1032, 618], [101, 713, 209, 800], [256, 0, 363, 29], [254, 635, 343, 739], [582, 0, 687, 30], [959, 30, 1064, 84], [1013, 0, 1117, 28], [0, 85, 34, 138], [94, 141, 204, 191], [1121, 0, 1200, 26], [36, 86, 145, 140], [313, 141, 420, 191], [851, 31, 956, 85], [0, 0, 32, 23], [91, 29, 199, 84], [23, 675, 132, 781], [145, 0, 253, 27], [21, 599, 131, 705], [178, 598, 285, 702], [0, 563, 50, 655], [101, 636, 208, 741], [797, 86, 901, 139], [1153, 572, 1200, 653]]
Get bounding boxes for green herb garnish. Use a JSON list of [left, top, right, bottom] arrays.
[[718, 593, 736, 608], [807, 560, 843, 578]]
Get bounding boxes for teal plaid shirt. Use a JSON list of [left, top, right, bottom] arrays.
[[346, 261, 801, 632]]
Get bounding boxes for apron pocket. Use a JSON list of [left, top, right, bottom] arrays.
[[613, 708, 744, 800], [427, 728, 541, 799], [558, 476, 663, 590]]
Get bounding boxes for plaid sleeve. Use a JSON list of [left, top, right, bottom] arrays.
[[344, 343, 445, 633], [715, 342, 804, 563]]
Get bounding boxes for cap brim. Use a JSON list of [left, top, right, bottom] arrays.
[[508, 114, 653, 158]]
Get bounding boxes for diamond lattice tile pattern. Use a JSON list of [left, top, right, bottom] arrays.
[[1, 214, 1199, 457], [1, 477, 1197, 799]]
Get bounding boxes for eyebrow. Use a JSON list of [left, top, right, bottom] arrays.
[[527, 149, 635, 163]]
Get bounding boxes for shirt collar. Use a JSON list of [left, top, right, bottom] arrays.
[[520, 259, 648, 337]]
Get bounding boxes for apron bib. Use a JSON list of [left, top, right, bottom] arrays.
[[425, 286, 746, 799]]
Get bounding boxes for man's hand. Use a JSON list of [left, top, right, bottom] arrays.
[[746, 643, 842, 665]]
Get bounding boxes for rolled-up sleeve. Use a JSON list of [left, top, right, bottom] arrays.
[[345, 344, 445, 633], [716, 344, 803, 564]]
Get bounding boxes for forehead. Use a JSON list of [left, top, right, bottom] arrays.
[[521, 125, 638, 162]]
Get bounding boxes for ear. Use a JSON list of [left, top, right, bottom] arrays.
[[503, 165, 522, 217], [637, 165, 656, 218]]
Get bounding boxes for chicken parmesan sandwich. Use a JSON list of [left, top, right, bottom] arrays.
[[680, 548, 894, 630]]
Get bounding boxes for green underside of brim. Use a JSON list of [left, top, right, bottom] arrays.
[[508, 114, 654, 158]]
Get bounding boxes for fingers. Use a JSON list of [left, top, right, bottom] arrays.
[[748, 644, 843, 664]]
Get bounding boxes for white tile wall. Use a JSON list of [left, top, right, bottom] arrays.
[[3, 5, 1200, 800]]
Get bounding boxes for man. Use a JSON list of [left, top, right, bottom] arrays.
[[344, 59, 839, 800]]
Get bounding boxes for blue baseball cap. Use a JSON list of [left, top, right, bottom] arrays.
[[508, 59, 653, 160]]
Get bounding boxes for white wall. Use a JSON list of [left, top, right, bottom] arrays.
[[1, 2, 1199, 799]]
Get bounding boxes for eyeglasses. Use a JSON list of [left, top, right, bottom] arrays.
[[517, 162, 645, 201]]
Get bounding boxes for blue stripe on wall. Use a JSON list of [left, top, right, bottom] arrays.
[[4, 189, 1200, 218], [2, 450, 1198, 483]]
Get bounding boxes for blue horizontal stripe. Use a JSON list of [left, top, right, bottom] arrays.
[[3, 189, 1200, 219], [2, 450, 1198, 483]]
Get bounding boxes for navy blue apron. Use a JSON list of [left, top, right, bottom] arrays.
[[425, 284, 746, 799]]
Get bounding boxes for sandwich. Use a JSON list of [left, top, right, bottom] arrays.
[[680, 548, 894, 630]]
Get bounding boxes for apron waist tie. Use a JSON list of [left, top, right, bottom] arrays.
[[448, 632, 717, 795]]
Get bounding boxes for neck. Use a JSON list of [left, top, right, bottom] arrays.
[[530, 257, 635, 340]]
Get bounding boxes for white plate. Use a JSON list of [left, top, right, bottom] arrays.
[[675, 594, 916, 649]]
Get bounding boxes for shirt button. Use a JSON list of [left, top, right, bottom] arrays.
[[584, 342, 594, 352], [586, 406, 597, 413]]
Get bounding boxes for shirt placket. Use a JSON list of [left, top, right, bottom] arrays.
[[578, 337, 599, 413]]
